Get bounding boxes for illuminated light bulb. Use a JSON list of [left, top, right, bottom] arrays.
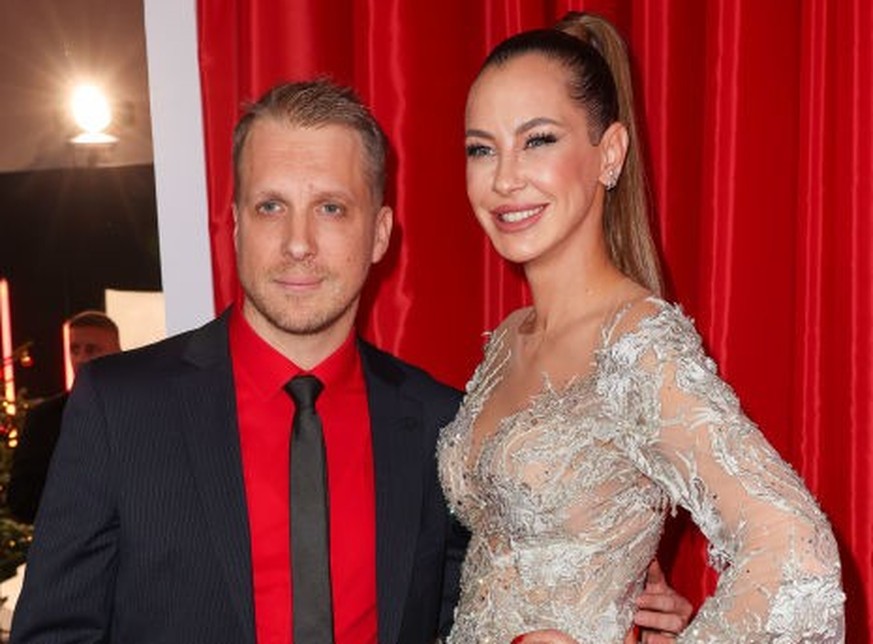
[[71, 84, 112, 133], [69, 84, 118, 145]]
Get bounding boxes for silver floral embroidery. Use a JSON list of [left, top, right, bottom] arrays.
[[438, 298, 845, 643]]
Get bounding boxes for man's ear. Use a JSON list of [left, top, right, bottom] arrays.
[[598, 122, 629, 189], [371, 205, 393, 264]]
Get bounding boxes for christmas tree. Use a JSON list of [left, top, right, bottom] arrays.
[[0, 396, 33, 583]]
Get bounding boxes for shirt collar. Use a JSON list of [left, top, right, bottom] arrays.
[[229, 303, 358, 399]]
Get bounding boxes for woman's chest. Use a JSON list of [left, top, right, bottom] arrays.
[[439, 380, 662, 537]]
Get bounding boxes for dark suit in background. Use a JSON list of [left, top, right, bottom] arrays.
[[7, 309, 120, 524], [7, 393, 69, 523], [10, 314, 466, 644]]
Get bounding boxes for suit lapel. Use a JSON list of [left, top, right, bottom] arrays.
[[360, 342, 426, 644], [172, 314, 255, 644]]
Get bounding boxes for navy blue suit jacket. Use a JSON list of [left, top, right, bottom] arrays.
[[11, 313, 466, 644]]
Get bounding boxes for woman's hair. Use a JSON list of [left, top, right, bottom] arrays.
[[479, 12, 662, 295]]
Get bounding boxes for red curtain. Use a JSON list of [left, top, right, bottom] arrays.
[[197, 0, 872, 639]]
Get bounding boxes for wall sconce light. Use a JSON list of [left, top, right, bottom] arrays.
[[69, 84, 118, 145], [68, 83, 119, 166]]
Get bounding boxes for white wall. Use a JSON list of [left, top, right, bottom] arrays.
[[143, 0, 214, 333]]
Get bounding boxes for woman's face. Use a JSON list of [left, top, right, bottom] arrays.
[[465, 53, 612, 266]]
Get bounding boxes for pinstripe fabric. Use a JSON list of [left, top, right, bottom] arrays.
[[11, 314, 465, 644]]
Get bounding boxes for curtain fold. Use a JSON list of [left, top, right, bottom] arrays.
[[196, 0, 872, 638]]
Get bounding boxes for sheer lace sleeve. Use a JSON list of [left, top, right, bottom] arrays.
[[599, 303, 845, 643]]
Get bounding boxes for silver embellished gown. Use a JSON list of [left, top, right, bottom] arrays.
[[437, 298, 845, 643]]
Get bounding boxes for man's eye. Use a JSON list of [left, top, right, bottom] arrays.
[[256, 200, 283, 215], [524, 132, 558, 149], [320, 203, 345, 216], [465, 143, 492, 158]]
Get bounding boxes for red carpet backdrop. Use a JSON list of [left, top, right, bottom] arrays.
[[196, 0, 872, 639]]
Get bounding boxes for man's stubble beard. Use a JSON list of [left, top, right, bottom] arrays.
[[244, 276, 359, 338]]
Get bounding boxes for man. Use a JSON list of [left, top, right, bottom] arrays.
[[7, 310, 121, 523], [11, 81, 688, 643], [12, 81, 464, 644]]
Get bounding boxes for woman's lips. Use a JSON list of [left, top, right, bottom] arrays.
[[490, 204, 547, 229]]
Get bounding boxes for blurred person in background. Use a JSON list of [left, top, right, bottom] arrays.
[[7, 310, 120, 523]]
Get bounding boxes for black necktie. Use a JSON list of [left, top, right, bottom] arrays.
[[285, 375, 334, 643]]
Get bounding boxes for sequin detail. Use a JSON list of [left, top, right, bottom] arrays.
[[438, 299, 845, 642]]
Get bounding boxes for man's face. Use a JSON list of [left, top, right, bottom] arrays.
[[233, 118, 392, 355], [68, 326, 120, 375]]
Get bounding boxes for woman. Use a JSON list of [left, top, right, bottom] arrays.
[[437, 12, 845, 643]]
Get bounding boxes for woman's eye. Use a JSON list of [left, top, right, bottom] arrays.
[[465, 143, 492, 158], [524, 133, 558, 149]]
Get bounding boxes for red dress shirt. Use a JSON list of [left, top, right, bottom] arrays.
[[229, 306, 378, 644]]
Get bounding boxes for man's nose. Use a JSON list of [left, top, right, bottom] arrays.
[[282, 213, 316, 260]]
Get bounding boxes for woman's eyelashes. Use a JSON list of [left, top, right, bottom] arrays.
[[524, 131, 558, 149], [466, 142, 492, 158], [465, 132, 558, 159]]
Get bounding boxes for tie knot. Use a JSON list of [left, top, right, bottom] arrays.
[[285, 374, 323, 410]]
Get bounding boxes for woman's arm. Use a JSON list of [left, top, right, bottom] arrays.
[[615, 306, 845, 642]]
